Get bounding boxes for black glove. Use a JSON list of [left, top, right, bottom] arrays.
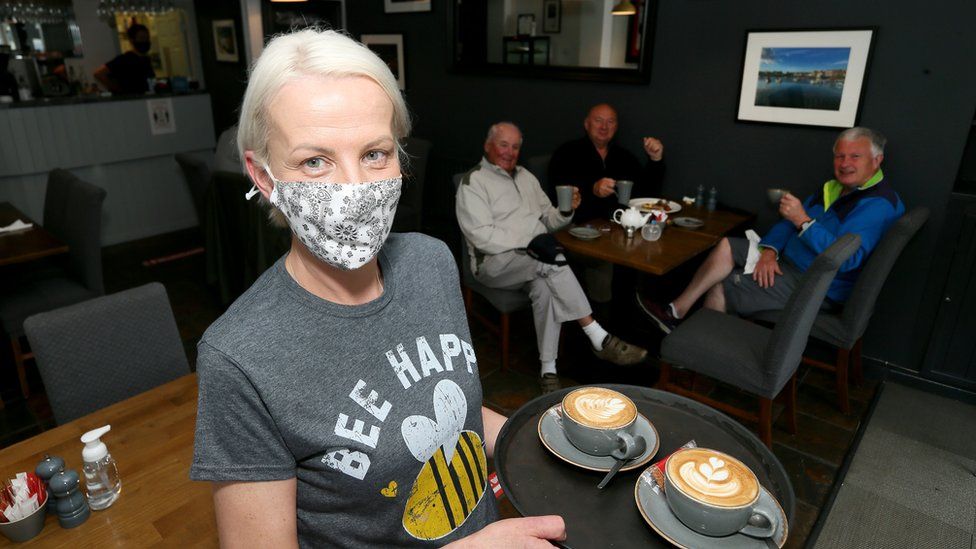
[[524, 233, 568, 266]]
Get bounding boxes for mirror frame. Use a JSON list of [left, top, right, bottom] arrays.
[[448, 0, 659, 84]]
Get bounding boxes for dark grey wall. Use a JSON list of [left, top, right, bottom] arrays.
[[347, 1, 976, 371]]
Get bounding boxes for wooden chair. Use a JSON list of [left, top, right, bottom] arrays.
[[658, 234, 861, 447], [453, 173, 532, 371], [751, 208, 928, 413]]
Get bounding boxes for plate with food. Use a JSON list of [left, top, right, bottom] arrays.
[[629, 198, 682, 215]]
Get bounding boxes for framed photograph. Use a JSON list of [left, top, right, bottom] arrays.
[[543, 0, 561, 33], [361, 34, 405, 90], [384, 0, 431, 13], [517, 14, 535, 37], [736, 29, 875, 128], [212, 20, 239, 63]]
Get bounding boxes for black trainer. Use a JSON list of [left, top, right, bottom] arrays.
[[636, 292, 679, 334]]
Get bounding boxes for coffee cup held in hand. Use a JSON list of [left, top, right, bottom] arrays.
[[664, 448, 779, 538], [767, 188, 789, 205], [561, 387, 644, 459], [556, 185, 574, 215], [615, 180, 634, 205]]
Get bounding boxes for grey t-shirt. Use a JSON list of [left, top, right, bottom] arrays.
[[191, 233, 500, 547]]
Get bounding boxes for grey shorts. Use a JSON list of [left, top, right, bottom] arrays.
[[721, 237, 804, 317]]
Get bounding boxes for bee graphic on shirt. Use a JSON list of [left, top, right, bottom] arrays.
[[400, 379, 488, 540]]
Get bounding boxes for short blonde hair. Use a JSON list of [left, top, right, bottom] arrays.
[[237, 28, 412, 225]]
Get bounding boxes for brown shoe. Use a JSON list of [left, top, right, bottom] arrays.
[[593, 335, 648, 365], [539, 373, 562, 394]]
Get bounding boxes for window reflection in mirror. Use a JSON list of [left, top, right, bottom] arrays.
[[455, 0, 656, 83]]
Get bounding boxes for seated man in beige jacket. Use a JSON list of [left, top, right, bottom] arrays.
[[456, 122, 647, 393]]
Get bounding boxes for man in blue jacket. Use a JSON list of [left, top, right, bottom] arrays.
[[640, 127, 905, 333]]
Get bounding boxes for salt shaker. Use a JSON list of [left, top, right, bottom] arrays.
[[707, 187, 718, 211], [35, 454, 65, 515], [694, 184, 705, 206]]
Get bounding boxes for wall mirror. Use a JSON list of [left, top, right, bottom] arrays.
[[452, 0, 658, 83], [0, 0, 82, 57]]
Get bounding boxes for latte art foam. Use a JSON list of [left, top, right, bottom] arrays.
[[562, 387, 637, 429], [667, 449, 759, 508]]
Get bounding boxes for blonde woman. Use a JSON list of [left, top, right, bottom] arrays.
[[190, 29, 564, 547]]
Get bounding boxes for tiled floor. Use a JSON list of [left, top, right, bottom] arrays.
[[0, 229, 879, 548]]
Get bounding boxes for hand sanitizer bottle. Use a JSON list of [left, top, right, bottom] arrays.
[[81, 425, 122, 510]]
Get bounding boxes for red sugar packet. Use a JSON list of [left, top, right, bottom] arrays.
[[644, 440, 697, 494]]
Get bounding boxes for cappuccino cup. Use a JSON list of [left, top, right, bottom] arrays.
[[664, 448, 779, 538], [560, 387, 644, 459]]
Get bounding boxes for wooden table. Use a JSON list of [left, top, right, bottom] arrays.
[[555, 205, 754, 276], [0, 202, 68, 267], [0, 375, 217, 547]]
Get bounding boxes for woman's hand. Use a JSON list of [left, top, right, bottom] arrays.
[[446, 516, 567, 548], [752, 248, 782, 288], [571, 187, 582, 210]]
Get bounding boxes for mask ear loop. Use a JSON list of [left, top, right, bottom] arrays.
[[245, 165, 276, 200]]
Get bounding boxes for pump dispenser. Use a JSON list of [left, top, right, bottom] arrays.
[[80, 425, 121, 510]]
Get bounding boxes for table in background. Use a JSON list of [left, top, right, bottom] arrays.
[[494, 384, 795, 548], [0, 375, 217, 547], [555, 205, 753, 276], [0, 202, 67, 267]]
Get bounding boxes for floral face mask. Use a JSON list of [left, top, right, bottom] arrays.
[[252, 167, 402, 270]]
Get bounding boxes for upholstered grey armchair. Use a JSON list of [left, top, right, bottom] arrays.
[[659, 233, 861, 447], [751, 208, 929, 413]]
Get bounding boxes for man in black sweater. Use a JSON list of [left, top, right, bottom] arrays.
[[547, 103, 666, 305], [548, 103, 665, 223]]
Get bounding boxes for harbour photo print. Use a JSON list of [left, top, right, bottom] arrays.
[[737, 29, 874, 127]]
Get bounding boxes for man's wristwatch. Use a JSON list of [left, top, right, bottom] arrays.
[[800, 219, 815, 232]]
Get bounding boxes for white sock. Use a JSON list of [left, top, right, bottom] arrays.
[[540, 360, 557, 376], [669, 302, 681, 319], [582, 320, 610, 351]]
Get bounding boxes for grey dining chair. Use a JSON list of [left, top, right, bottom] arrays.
[[0, 169, 106, 401], [392, 136, 432, 233], [454, 172, 533, 371], [23, 282, 191, 425], [525, 154, 553, 200], [174, 152, 212, 230], [658, 233, 861, 447], [751, 207, 929, 413]]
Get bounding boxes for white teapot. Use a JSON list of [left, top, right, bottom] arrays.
[[612, 207, 652, 230]]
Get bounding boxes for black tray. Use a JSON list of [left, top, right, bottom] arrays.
[[493, 384, 795, 548]]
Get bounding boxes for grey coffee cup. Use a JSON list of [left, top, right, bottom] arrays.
[[560, 395, 644, 459], [616, 180, 634, 205], [556, 185, 574, 214], [664, 453, 778, 538], [767, 188, 789, 204]]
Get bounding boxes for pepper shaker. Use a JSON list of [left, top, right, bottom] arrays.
[[694, 184, 705, 207], [707, 187, 718, 212], [49, 469, 90, 529]]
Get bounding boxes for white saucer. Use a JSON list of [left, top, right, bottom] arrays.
[[568, 227, 602, 240], [536, 404, 659, 472], [634, 467, 789, 548], [673, 216, 705, 229], [630, 197, 682, 214]]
